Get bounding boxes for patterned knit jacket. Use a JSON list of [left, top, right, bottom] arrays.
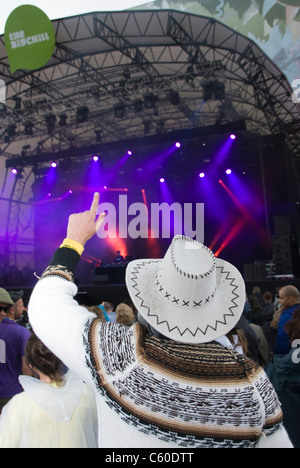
[[29, 248, 293, 448]]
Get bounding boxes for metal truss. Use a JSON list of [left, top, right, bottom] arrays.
[[0, 9, 299, 277], [1, 167, 35, 282]]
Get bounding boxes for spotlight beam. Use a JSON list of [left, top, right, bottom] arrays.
[[214, 218, 246, 257], [218, 179, 268, 243]]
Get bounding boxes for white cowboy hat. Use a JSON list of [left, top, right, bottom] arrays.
[[126, 235, 246, 344]]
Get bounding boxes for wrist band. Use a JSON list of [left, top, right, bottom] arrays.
[[59, 238, 84, 256]]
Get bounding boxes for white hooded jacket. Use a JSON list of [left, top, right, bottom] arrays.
[[0, 371, 98, 448]]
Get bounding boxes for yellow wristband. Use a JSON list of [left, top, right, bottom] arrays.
[[60, 238, 84, 256]]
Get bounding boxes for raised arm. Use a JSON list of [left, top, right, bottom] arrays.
[[28, 193, 106, 383]]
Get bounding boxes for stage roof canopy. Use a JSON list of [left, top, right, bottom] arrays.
[[0, 9, 299, 169]]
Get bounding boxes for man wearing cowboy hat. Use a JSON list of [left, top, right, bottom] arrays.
[[29, 193, 293, 448]]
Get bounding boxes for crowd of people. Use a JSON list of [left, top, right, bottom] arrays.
[[0, 193, 299, 448]]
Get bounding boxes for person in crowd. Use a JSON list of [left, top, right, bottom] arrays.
[[8, 290, 26, 322], [28, 193, 293, 448], [113, 250, 125, 264], [232, 313, 269, 367], [9, 290, 32, 330], [273, 285, 300, 355], [273, 287, 281, 313], [84, 305, 106, 322], [260, 291, 275, 353], [244, 294, 264, 326], [229, 314, 259, 363], [266, 308, 300, 448], [0, 334, 98, 448], [115, 302, 136, 326], [252, 285, 264, 305], [0, 288, 13, 325], [99, 301, 114, 322], [0, 288, 31, 414], [248, 322, 269, 367]]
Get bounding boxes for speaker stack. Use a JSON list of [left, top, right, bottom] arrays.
[[272, 216, 300, 276]]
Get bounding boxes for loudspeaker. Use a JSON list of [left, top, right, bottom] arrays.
[[243, 263, 267, 281], [243, 264, 254, 281], [273, 234, 300, 275], [274, 216, 294, 235], [253, 263, 267, 281]]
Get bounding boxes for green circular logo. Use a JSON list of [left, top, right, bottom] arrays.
[[4, 5, 56, 73]]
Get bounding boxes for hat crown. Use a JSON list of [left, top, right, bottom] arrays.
[[155, 236, 217, 310], [172, 236, 215, 278]]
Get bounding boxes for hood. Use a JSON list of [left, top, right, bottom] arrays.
[[19, 371, 83, 422]]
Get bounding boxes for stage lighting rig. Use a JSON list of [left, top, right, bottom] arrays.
[[76, 106, 89, 123]]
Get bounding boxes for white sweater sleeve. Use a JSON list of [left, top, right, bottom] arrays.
[[29, 276, 96, 385]]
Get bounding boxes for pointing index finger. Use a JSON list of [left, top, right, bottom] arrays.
[[90, 192, 100, 215]]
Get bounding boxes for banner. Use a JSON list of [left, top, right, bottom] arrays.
[[4, 5, 56, 73]]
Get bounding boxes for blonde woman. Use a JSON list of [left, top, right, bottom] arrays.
[[115, 303, 135, 326]]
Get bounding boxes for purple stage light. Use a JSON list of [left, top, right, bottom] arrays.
[[93, 155, 99, 162], [199, 172, 205, 178], [175, 142, 181, 148], [11, 168, 18, 174], [226, 169, 232, 174], [51, 162, 57, 168], [127, 150, 132, 156], [160, 178, 165, 183], [230, 134, 236, 140]]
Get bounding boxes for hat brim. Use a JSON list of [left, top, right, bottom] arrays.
[[0, 288, 14, 306], [126, 258, 245, 344]]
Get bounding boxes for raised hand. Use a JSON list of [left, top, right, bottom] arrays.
[[66, 193, 106, 247]]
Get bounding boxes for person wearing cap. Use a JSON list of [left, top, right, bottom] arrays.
[[28, 193, 293, 448], [6, 290, 26, 322], [0, 288, 13, 324], [0, 289, 31, 414]]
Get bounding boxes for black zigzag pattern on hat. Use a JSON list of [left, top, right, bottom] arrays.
[[130, 262, 241, 339]]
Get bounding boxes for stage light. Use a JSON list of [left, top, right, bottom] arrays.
[[199, 172, 205, 178], [213, 81, 225, 100], [127, 150, 132, 156], [93, 155, 99, 162], [76, 106, 89, 123], [133, 98, 143, 113], [114, 102, 126, 119], [230, 134, 236, 140], [202, 80, 214, 101], [59, 115, 68, 127], [7, 124, 17, 137], [45, 114, 56, 134], [169, 90, 180, 106], [51, 162, 57, 168], [160, 178, 165, 183], [24, 121, 34, 135], [11, 168, 18, 174], [175, 142, 181, 148], [143, 92, 158, 109], [226, 169, 232, 174]]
